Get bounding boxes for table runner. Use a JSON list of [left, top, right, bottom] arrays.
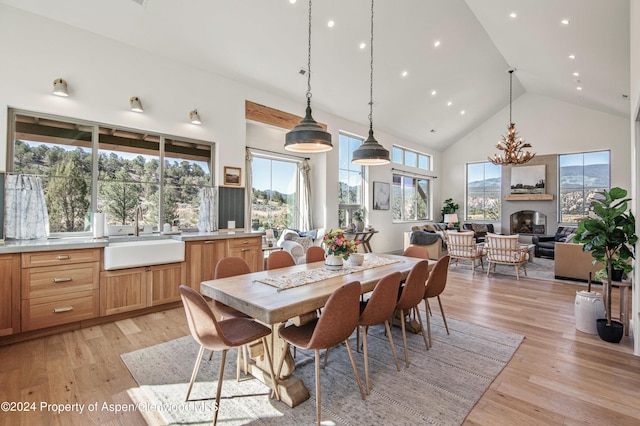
[[256, 255, 401, 291]]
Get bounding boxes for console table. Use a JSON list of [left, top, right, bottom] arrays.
[[345, 230, 378, 253]]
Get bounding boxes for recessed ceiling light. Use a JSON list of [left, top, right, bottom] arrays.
[[447, 101, 452, 107], [573, 72, 580, 77], [509, 12, 517, 18], [401, 71, 408, 77], [327, 20, 335, 28], [460, 110, 466, 115], [359, 42, 366, 49], [289, 0, 296, 4], [433, 40, 441, 47], [561, 18, 570, 25], [568, 54, 576, 60], [576, 86, 583, 91], [431, 90, 437, 96]]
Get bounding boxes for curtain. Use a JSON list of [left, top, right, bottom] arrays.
[[299, 159, 312, 231], [245, 149, 253, 230], [197, 187, 218, 232], [5, 174, 49, 239]]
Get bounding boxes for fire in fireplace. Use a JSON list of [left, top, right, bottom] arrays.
[[510, 211, 546, 235]]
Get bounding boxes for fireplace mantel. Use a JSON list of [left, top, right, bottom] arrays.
[[504, 194, 554, 201]]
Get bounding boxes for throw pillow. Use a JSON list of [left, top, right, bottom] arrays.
[[292, 236, 313, 252], [474, 224, 488, 233]]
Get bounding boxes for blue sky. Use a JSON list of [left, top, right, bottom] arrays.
[[252, 156, 297, 193]]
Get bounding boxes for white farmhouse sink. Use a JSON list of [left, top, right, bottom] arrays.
[[104, 239, 185, 270]]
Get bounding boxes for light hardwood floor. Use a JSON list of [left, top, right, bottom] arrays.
[[1, 269, 639, 425]]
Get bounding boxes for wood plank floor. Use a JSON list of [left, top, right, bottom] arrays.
[[1, 269, 639, 425]]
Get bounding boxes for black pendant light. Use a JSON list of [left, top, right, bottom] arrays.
[[285, 0, 333, 153], [352, 0, 390, 165]]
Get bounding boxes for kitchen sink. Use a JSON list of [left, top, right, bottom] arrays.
[[104, 239, 185, 270]]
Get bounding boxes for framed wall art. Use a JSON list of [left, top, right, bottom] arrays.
[[510, 165, 545, 194], [223, 166, 242, 186], [373, 181, 390, 210]]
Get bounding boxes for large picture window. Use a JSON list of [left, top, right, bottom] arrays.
[[392, 174, 430, 221], [466, 162, 501, 221], [338, 133, 364, 228], [559, 151, 610, 223], [250, 155, 299, 231], [9, 110, 214, 234]]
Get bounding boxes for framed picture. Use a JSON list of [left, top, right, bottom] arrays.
[[510, 165, 545, 194], [223, 166, 242, 186], [373, 181, 390, 210]]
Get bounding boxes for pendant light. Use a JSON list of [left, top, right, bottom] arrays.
[[352, 0, 390, 166], [285, 0, 333, 153], [488, 69, 535, 165]]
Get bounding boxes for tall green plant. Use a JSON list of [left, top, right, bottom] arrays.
[[441, 198, 459, 223], [573, 187, 637, 326]]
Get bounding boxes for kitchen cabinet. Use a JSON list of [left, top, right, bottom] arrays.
[[185, 239, 227, 290], [228, 236, 263, 272], [0, 254, 21, 336]]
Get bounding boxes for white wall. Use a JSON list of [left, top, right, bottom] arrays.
[[0, 4, 442, 254], [442, 92, 631, 224]]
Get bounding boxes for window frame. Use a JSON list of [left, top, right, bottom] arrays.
[[392, 145, 431, 171], [465, 161, 502, 222], [338, 132, 365, 228], [391, 172, 431, 223]]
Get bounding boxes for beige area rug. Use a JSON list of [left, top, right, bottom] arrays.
[[121, 316, 523, 425], [450, 256, 556, 281]]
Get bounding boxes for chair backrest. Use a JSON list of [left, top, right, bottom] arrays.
[[306, 281, 361, 350], [267, 250, 296, 270], [446, 231, 476, 256], [306, 246, 326, 263], [360, 272, 402, 326], [396, 260, 430, 311], [179, 285, 230, 350], [402, 245, 429, 259], [214, 257, 251, 279], [425, 255, 450, 298], [486, 233, 521, 262]]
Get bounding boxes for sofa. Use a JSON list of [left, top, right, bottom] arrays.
[[554, 242, 603, 282], [461, 223, 495, 243], [532, 226, 577, 259], [277, 228, 326, 264], [404, 224, 448, 260]]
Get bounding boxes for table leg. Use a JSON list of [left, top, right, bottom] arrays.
[[620, 285, 629, 336]]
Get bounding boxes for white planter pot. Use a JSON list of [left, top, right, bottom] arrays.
[[575, 291, 605, 334], [325, 254, 344, 270]]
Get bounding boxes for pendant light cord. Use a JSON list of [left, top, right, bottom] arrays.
[[508, 69, 513, 124], [306, 0, 313, 103], [369, 0, 375, 130]]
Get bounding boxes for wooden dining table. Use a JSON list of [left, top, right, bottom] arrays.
[[200, 253, 434, 407]]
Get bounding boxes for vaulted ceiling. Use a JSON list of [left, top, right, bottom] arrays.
[[1, 0, 630, 151]]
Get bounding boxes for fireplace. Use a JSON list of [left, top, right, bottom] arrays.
[[510, 211, 546, 235]]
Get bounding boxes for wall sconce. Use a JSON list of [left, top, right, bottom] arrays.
[[52, 78, 68, 97], [129, 96, 143, 112], [189, 109, 201, 124]]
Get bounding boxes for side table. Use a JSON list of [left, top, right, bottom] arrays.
[[611, 281, 631, 336]]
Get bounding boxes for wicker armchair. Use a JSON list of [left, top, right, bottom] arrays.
[[445, 231, 485, 272], [485, 233, 529, 280]]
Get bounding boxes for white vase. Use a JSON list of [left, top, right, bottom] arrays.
[[325, 254, 344, 270]]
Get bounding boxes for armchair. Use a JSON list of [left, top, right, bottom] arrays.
[[485, 233, 528, 280], [277, 228, 326, 264], [532, 226, 577, 259], [461, 223, 495, 243], [446, 231, 484, 272]]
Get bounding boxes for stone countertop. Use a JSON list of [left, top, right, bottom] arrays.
[[0, 230, 264, 254]]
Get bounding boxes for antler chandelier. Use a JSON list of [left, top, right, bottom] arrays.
[[488, 69, 535, 165]]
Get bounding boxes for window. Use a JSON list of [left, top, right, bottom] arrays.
[[466, 162, 501, 221], [250, 155, 299, 231], [392, 174, 430, 221], [559, 151, 610, 222], [338, 133, 364, 228], [392, 146, 431, 171], [9, 110, 214, 234]]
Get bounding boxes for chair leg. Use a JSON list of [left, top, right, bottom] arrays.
[[344, 338, 366, 400], [515, 264, 520, 280], [424, 299, 432, 348], [414, 306, 429, 351], [322, 347, 331, 369], [362, 326, 370, 394], [314, 349, 322, 426], [186, 345, 206, 401], [383, 320, 401, 372], [399, 309, 409, 368], [261, 337, 280, 401], [213, 349, 227, 426], [437, 295, 450, 335]]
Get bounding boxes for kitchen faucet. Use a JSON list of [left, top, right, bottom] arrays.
[[134, 205, 143, 236]]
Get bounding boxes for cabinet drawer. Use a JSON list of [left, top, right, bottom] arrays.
[[22, 263, 99, 300], [22, 249, 101, 268], [21, 289, 99, 331], [228, 237, 261, 249]]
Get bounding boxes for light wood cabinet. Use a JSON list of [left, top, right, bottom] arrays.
[[185, 239, 228, 290], [100, 262, 186, 315], [0, 254, 21, 336], [228, 236, 263, 272], [21, 249, 100, 332]]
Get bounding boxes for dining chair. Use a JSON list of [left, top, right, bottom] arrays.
[[179, 285, 280, 425], [423, 255, 451, 348], [485, 233, 528, 280], [305, 246, 326, 263], [395, 260, 430, 367], [266, 250, 296, 270], [402, 245, 430, 259], [357, 271, 402, 393], [277, 281, 366, 425]]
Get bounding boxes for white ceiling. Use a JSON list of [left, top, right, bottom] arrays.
[[0, 0, 630, 151]]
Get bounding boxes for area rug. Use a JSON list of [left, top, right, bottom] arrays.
[[450, 256, 556, 281], [121, 316, 523, 425]]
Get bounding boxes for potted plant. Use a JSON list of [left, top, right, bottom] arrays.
[[573, 187, 637, 343], [323, 229, 361, 269], [441, 198, 459, 224], [353, 210, 365, 232]]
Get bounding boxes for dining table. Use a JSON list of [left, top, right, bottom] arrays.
[[200, 253, 435, 408]]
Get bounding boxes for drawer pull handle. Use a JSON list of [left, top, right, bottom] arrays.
[[52, 306, 73, 313], [204, 240, 217, 244], [52, 277, 73, 283], [241, 248, 250, 252], [56, 255, 70, 260], [242, 240, 249, 244]]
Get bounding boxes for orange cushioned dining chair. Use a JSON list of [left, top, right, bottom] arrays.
[[179, 285, 279, 425], [402, 245, 430, 259], [305, 246, 326, 263], [423, 255, 451, 348], [277, 281, 366, 425], [395, 260, 430, 367], [266, 250, 296, 270]]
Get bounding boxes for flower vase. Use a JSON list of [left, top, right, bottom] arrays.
[[325, 254, 344, 270]]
